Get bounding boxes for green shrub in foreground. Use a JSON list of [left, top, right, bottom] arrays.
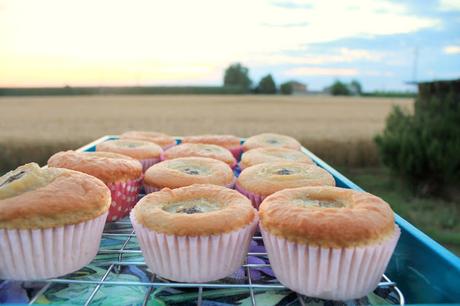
[[375, 80, 460, 195]]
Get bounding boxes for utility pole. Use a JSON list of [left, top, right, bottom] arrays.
[[412, 47, 419, 82]]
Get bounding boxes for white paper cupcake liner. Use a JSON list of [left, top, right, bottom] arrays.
[[261, 225, 400, 301], [131, 212, 258, 282], [0, 212, 108, 281], [140, 157, 162, 172], [144, 178, 236, 194]]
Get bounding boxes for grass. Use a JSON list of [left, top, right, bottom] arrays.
[[342, 167, 460, 256], [0, 94, 413, 172]]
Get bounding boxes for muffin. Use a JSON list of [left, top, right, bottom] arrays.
[[240, 147, 313, 169], [243, 133, 301, 151], [181, 135, 242, 159], [96, 139, 163, 172], [0, 163, 110, 280], [120, 131, 176, 150], [144, 157, 235, 193], [164, 143, 237, 169], [236, 162, 335, 208], [131, 184, 258, 282], [259, 186, 400, 300], [48, 151, 143, 222]]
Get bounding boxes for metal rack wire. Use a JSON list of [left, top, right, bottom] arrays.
[[25, 216, 405, 306], [20, 136, 405, 305]]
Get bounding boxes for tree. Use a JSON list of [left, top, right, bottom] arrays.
[[280, 82, 293, 95], [375, 79, 460, 195], [223, 63, 252, 92], [330, 80, 351, 96], [349, 80, 362, 95], [257, 74, 277, 94]]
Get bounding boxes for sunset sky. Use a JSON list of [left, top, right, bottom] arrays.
[[1, 0, 459, 91]]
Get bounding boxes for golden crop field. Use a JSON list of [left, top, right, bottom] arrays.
[[0, 95, 413, 171]]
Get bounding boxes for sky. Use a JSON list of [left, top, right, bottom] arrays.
[[1, 0, 459, 91]]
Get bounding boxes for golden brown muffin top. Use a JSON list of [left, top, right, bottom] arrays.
[[240, 147, 313, 169], [259, 186, 396, 248], [144, 157, 234, 189], [0, 163, 111, 229], [243, 133, 301, 151], [133, 184, 256, 236], [48, 151, 143, 184], [96, 139, 163, 160], [237, 161, 335, 196], [120, 131, 176, 149], [181, 134, 241, 150], [164, 143, 236, 167]]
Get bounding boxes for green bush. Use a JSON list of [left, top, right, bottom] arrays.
[[280, 82, 293, 95], [330, 80, 351, 96], [256, 74, 277, 94], [223, 63, 252, 93], [375, 80, 460, 195]]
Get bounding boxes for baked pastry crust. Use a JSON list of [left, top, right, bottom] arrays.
[[237, 162, 334, 196], [48, 151, 142, 184], [96, 139, 163, 160], [240, 147, 313, 169], [181, 134, 241, 150], [120, 131, 176, 148], [144, 157, 234, 189], [133, 184, 256, 235], [164, 143, 236, 167], [259, 186, 396, 248], [243, 133, 301, 151], [0, 163, 111, 229]]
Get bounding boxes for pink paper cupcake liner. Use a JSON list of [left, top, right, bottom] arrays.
[[230, 146, 243, 160], [0, 212, 107, 281], [235, 182, 265, 209], [144, 178, 237, 194], [131, 212, 258, 282], [143, 184, 162, 194], [140, 157, 162, 173], [261, 225, 400, 301], [107, 177, 143, 222]]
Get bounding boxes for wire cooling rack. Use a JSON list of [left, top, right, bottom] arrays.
[[24, 215, 405, 306]]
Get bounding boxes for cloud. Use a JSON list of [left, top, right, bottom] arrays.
[[443, 45, 460, 54], [0, 0, 441, 86], [439, 0, 460, 11], [284, 67, 359, 76], [250, 48, 385, 66], [283, 66, 395, 77]]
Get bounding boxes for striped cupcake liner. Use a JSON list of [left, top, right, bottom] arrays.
[[107, 177, 143, 222], [131, 212, 258, 282], [260, 225, 400, 301], [0, 212, 107, 281], [140, 157, 162, 173]]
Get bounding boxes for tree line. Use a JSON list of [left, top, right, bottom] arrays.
[[223, 62, 365, 95]]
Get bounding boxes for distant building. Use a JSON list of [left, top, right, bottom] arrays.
[[289, 81, 308, 95]]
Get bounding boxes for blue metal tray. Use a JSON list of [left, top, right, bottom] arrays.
[[77, 135, 460, 304]]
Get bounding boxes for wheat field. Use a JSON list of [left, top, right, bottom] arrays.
[[0, 95, 413, 171]]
